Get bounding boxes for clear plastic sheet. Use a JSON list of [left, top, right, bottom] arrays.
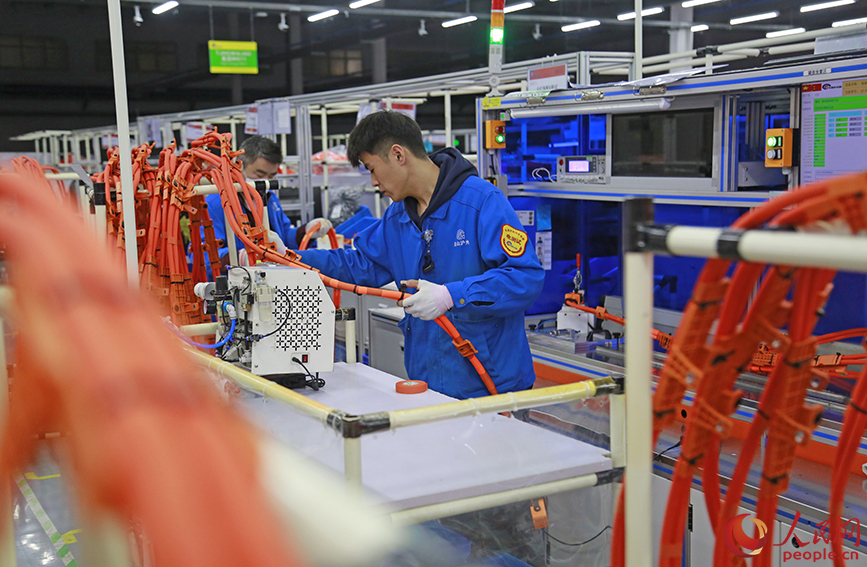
[[234, 364, 615, 566]]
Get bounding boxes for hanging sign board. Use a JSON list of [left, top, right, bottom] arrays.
[[273, 101, 292, 134], [208, 40, 259, 74], [257, 102, 274, 136], [245, 105, 258, 134], [527, 63, 569, 92], [144, 118, 162, 147]]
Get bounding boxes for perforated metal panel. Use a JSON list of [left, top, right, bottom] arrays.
[[273, 285, 325, 351]]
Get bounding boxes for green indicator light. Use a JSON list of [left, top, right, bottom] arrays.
[[490, 27, 504, 44], [454, 139, 460, 146], [767, 136, 777, 147], [495, 134, 505, 144]]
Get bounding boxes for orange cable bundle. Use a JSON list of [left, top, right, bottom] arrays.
[[299, 221, 342, 308], [0, 170, 304, 567], [609, 171, 867, 567]]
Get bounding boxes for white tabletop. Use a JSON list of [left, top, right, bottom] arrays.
[[238, 363, 612, 511]]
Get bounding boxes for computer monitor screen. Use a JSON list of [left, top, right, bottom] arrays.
[[611, 109, 714, 177], [801, 78, 867, 184]]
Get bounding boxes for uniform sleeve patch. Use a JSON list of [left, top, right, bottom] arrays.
[[500, 224, 528, 257]]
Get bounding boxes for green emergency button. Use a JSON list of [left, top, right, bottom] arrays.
[[767, 136, 777, 147]]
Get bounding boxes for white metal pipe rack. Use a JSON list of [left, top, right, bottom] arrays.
[[621, 196, 867, 567]]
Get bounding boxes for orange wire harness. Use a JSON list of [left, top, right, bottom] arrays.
[[608, 170, 867, 567], [187, 130, 499, 396], [299, 221, 342, 308], [0, 171, 304, 567]]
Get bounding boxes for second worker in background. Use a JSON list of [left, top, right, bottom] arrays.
[[206, 135, 332, 263]]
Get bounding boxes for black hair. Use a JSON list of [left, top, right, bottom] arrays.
[[347, 110, 428, 168], [239, 135, 282, 167]]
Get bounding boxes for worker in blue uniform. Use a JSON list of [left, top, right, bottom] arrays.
[[299, 111, 545, 399], [205, 135, 331, 263]]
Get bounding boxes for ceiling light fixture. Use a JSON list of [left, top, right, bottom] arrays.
[[133, 5, 144, 26], [832, 16, 867, 26], [349, 0, 381, 8], [418, 19, 428, 36], [561, 19, 601, 32], [766, 27, 806, 37], [730, 12, 778, 25], [801, 0, 855, 12], [505, 1, 535, 13], [690, 24, 709, 32], [682, 0, 723, 7], [442, 15, 477, 28], [618, 7, 664, 21], [308, 9, 339, 22], [278, 13, 289, 31], [152, 1, 178, 15]]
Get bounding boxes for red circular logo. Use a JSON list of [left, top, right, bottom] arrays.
[[724, 513, 769, 557]]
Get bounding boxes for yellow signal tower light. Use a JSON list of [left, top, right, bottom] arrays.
[[765, 128, 795, 168], [485, 120, 506, 149]]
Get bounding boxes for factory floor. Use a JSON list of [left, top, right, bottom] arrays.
[[8, 442, 81, 567]]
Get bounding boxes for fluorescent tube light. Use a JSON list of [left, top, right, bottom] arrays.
[[690, 24, 709, 32], [766, 27, 806, 37], [561, 19, 601, 32], [730, 12, 778, 25], [349, 0, 381, 8], [618, 7, 665, 20], [504, 1, 535, 13], [442, 15, 477, 27], [308, 9, 339, 22], [510, 98, 672, 119], [152, 1, 178, 15], [682, 0, 722, 7], [832, 16, 867, 26], [801, 0, 855, 12]]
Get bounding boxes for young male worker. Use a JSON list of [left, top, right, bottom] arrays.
[[205, 135, 331, 260], [298, 111, 545, 399]]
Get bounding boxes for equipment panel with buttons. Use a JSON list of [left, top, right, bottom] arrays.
[[765, 128, 795, 168], [556, 155, 608, 184]]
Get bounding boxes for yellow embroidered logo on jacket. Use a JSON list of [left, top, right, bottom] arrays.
[[500, 225, 528, 257]]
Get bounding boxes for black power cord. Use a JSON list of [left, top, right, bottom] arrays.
[[258, 288, 291, 340], [292, 356, 325, 390], [653, 438, 683, 462], [228, 265, 253, 293], [547, 525, 612, 547]]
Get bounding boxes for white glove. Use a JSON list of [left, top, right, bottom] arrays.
[[238, 248, 250, 267], [267, 230, 287, 255], [305, 218, 333, 240], [402, 280, 454, 321]]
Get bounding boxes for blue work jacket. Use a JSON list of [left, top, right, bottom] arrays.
[[204, 191, 299, 259], [300, 167, 545, 399]]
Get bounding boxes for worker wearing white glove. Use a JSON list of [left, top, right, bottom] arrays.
[[238, 230, 286, 266], [304, 218, 333, 241], [400, 279, 454, 321], [267, 230, 287, 255]]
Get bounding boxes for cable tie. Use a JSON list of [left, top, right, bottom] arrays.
[[850, 401, 867, 416]]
